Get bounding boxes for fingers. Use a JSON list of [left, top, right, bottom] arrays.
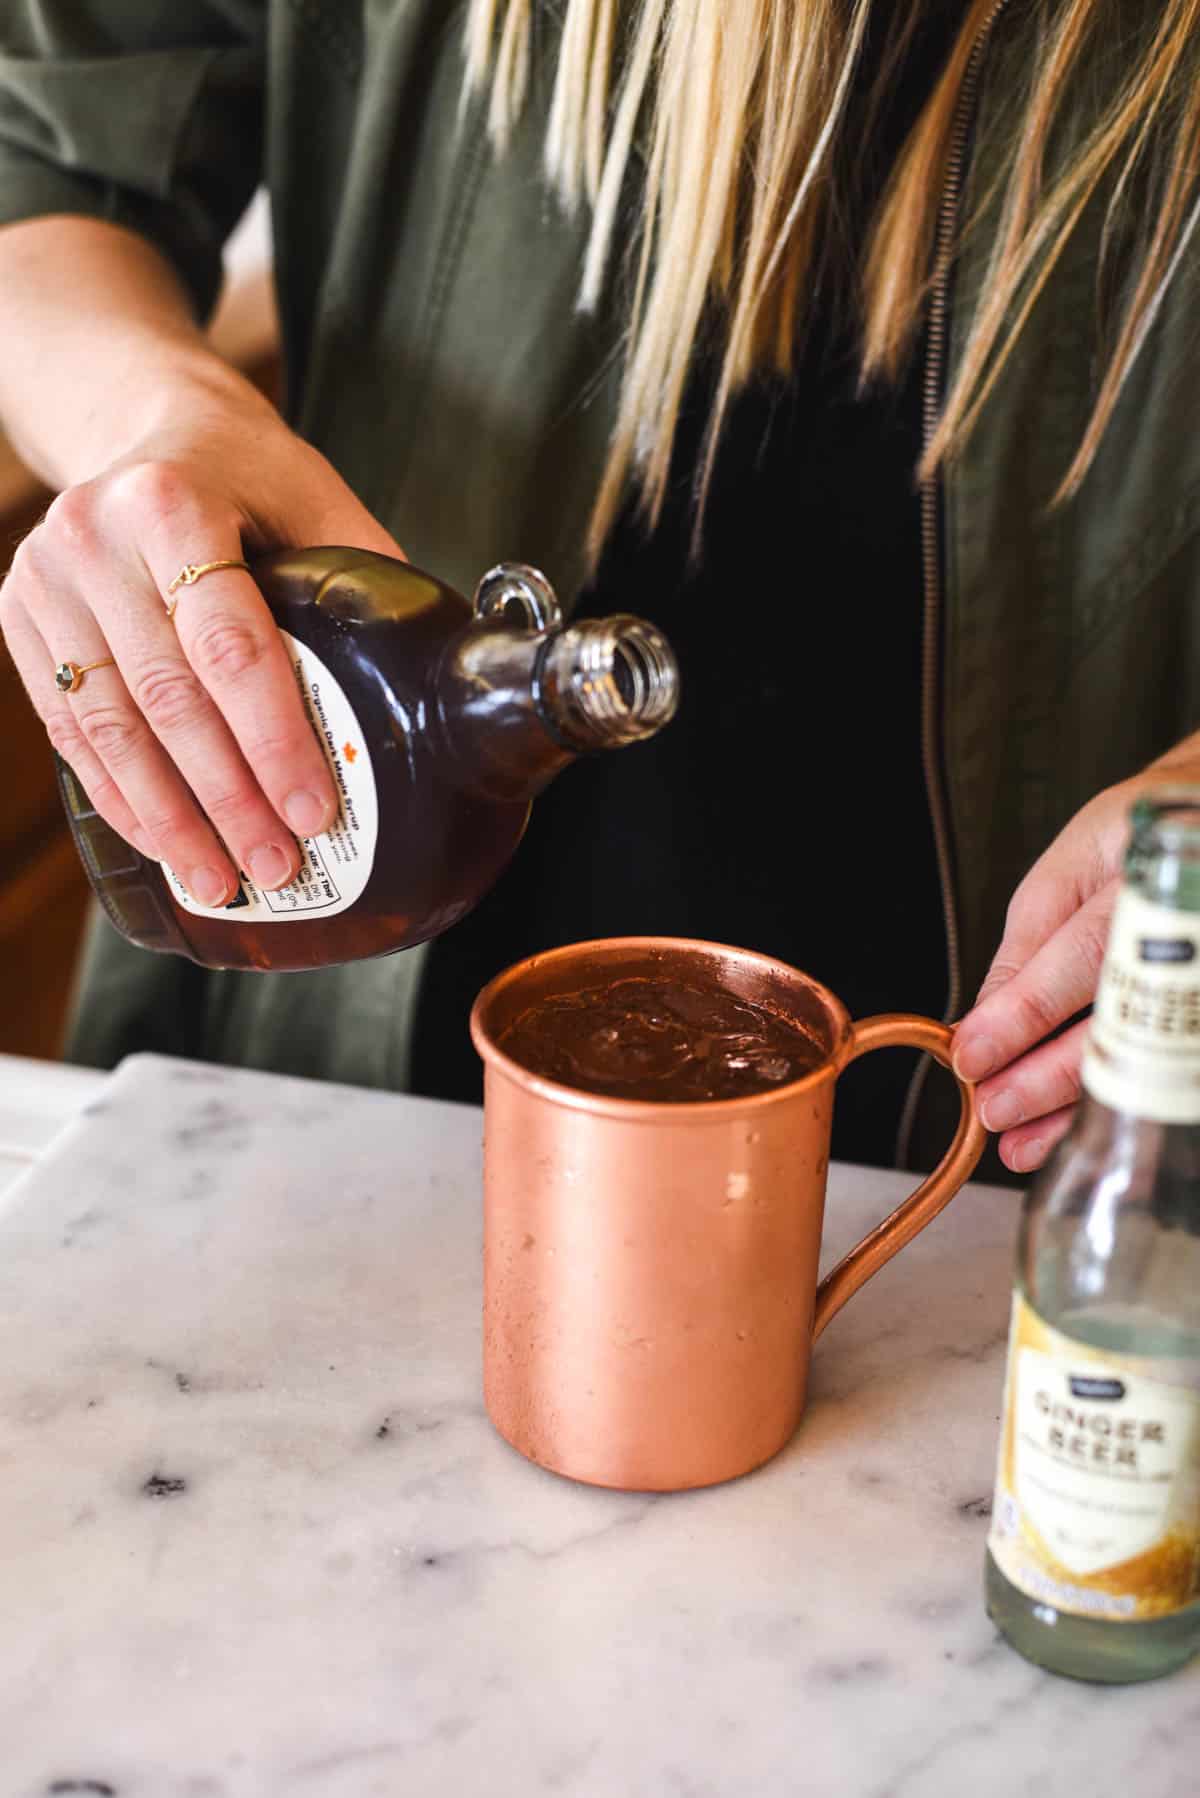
[[76, 529, 322, 894], [954, 878, 1119, 1083], [995, 1104, 1076, 1176], [972, 1014, 1089, 1170], [973, 842, 1099, 1011], [0, 587, 155, 859], [1, 429, 398, 918], [965, 787, 1122, 1017], [954, 852, 1113, 1174], [119, 463, 338, 841], [3, 461, 343, 908], [6, 552, 246, 903]]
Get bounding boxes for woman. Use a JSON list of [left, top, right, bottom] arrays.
[[0, 0, 1197, 1178]]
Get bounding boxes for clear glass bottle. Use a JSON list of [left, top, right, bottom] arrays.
[[985, 790, 1200, 1683], [58, 548, 679, 972]]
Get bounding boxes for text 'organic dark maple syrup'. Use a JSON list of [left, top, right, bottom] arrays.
[[58, 548, 679, 972]]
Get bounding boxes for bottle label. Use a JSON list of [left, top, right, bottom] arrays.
[[163, 633, 378, 922], [1082, 888, 1200, 1122], [988, 1293, 1200, 1622]]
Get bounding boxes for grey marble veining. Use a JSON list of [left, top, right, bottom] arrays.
[[0, 1052, 1195, 1798]]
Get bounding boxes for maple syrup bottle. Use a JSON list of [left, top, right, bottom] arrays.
[[57, 548, 679, 972]]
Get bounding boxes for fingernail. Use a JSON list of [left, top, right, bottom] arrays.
[[189, 864, 230, 907], [1010, 1137, 1047, 1175], [954, 1035, 1001, 1081], [284, 788, 332, 836], [981, 1090, 1023, 1133], [247, 844, 293, 890]]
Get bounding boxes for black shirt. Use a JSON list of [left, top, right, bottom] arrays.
[[410, 16, 954, 1167]]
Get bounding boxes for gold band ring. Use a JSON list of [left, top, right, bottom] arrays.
[[54, 657, 117, 695], [165, 558, 252, 619]]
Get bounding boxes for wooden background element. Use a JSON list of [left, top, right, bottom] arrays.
[[0, 264, 280, 1060]]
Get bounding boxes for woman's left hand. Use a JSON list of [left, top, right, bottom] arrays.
[[952, 733, 1200, 1174]]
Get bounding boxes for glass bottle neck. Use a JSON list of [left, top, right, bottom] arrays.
[[1126, 789, 1200, 912], [1083, 880, 1200, 1126], [434, 616, 679, 802], [537, 616, 677, 749]]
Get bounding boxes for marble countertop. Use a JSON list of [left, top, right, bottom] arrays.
[[0, 1053, 107, 1191], [0, 1052, 1194, 1797]]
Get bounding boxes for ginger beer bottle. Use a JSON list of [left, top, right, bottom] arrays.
[[986, 791, 1200, 1682]]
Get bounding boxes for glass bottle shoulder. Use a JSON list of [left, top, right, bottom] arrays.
[[1019, 1098, 1200, 1353]]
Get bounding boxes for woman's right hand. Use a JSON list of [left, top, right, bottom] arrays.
[[0, 381, 404, 906]]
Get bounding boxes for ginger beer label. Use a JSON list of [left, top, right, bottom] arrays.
[[164, 634, 378, 921], [1082, 889, 1200, 1122], [988, 1294, 1200, 1622]]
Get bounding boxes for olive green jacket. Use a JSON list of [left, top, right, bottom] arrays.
[[2, 3, 1197, 1168]]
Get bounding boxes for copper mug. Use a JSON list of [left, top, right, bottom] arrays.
[[470, 937, 987, 1491]]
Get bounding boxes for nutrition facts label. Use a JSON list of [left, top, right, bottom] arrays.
[[253, 834, 345, 914]]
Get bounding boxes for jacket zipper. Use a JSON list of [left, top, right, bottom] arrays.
[[895, 0, 1011, 1168]]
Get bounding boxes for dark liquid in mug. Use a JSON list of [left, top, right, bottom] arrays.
[[496, 973, 824, 1101]]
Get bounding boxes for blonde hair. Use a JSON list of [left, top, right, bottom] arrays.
[[464, 0, 1200, 559]]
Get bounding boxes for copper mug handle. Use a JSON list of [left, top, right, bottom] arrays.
[[812, 1014, 987, 1341]]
